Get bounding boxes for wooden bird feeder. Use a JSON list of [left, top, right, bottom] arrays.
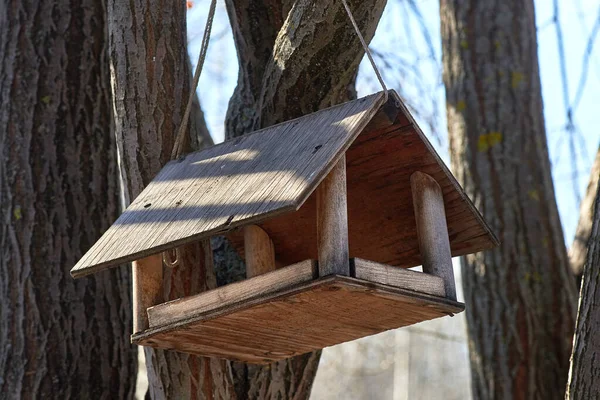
[[71, 90, 498, 364]]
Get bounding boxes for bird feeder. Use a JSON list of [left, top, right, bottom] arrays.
[[71, 90, 498, 364]]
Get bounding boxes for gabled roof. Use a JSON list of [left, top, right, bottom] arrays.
[[71, 92, 386, 277], [72, 90, 498, 278]]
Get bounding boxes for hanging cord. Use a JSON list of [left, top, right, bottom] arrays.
[[340, 0, 388, 101], [171, 0, 217, 160], [164, 0, 217, 269]]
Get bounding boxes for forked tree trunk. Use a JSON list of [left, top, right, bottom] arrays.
[[0, 0, 136, 398], [566, 168, 600, 398], [440, 1, 578, 398], [223, 1, 386, 398], [109, 0, 387, 398]]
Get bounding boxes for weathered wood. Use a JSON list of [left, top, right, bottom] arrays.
[[138, 258, 459, 363], [135, 273, 464, 364], [148, 260, 316, 328], [353, 258, 446, 297], [72, 92, 385, 277], [133, 254, 163, 333], [72, 90, 497, 280], [244, 225, 276, 277], [133, 275, 463, 363], [227, 91, 498, 271], [410, 171, 456, 300], [317, 155, 349, 276]]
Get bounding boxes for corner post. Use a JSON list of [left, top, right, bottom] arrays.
[[410, 171, 456, 300], [132, 254, 163, 333], [317, 155, 350, 276], [244, 225, 276, 278]]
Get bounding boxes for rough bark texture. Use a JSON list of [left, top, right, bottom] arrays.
[[440, 1, 578, 399], [566, 172, 600, 399], [109, 0, 386, 398], [225, 0, 381, 139], [569, 146, 600, 283], [0, 0, 136, 398], [108, 1, 236, 399]]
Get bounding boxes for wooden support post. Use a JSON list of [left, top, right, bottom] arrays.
[[244, 225, 276, 278], [317, 155, 350, 276], [410, 171, 456, 300], [132, 254, 163, 333]]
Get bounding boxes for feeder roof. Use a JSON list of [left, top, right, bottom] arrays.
[[71, 91, 497, 278]]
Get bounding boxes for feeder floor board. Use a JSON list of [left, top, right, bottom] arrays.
[[133, 258, 463, 364]]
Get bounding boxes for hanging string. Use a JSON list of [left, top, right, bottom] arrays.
[[171, 0, 217, 160], [340, 0, 388, 101], [164, 0, 217, 268]]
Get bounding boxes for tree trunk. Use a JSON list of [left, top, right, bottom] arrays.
[[569, 146, 600, 284], [440, 1, 578, 398], [109, 0, 386, 398], [108, 1, 236, 399], [566, 164, 600, 399], [0, 0, 136, 398], [225, 0, 381, 139]]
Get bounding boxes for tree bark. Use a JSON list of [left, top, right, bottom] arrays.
[[225, 0, 381, 139], [0, 0, 136, 398], [566, 165, 600, 399], [109, 0, 386, 398], [108, 1, 236, 399], [569, 146, 600, 284], [440, 1, 578, 398]]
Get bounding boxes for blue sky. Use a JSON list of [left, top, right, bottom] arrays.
[[187, 0, 600, 244]]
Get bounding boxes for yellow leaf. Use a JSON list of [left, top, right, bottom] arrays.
[[460, 40, 468, 49], [41, 96, 51, 104], [456, 100, 466, 112]]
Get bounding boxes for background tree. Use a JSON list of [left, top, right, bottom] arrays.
[[566, 153, 600, 399], [440, 0, 578, 398], [0, 0, 136, 398], [109, 0, 386, 398]]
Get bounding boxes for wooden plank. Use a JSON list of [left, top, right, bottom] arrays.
[[134, 275, 464, 364], [244, 225, 276, 277], [228, 91, 498, 270], [71, 93, 386, 278], [353, 258, 445, 297], [147, 259, 316, 329], [133, 254, 163, 333], [317, 155, 349, 276], [410, 172, 456, 300]]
